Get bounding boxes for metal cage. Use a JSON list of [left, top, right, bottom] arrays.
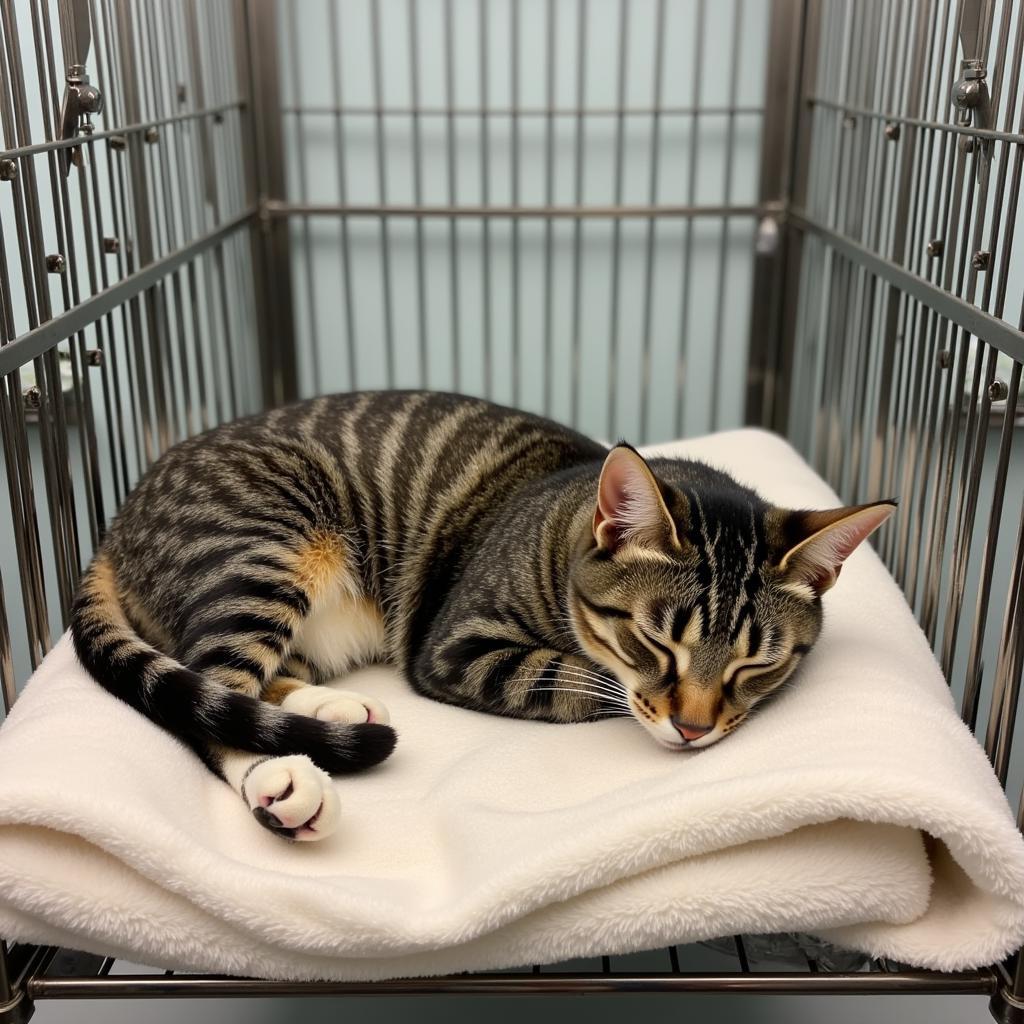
[[0, 0, 1023, 1019]]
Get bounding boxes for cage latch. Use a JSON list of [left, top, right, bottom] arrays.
[[57, 63, 103, 176], [951, 59, 991, 182]]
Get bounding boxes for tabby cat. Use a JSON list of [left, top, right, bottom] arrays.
[[71, 391, 894, 841]]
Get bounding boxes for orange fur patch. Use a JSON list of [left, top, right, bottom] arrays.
[[290, 531, 351, 602], [262, 676, 306, 706]]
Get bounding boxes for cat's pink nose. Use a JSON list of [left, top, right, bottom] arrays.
[[673, 720, 713, 742]]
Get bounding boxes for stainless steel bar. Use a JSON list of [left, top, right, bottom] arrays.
[[369, 0, 395, 390], [242, 0, 298, 407], [27, 971, 998, 998], [750, 0, 816, 434], [510, 0, 521, 407], [83, 0, 132, 497], [0, 369, 51, 669], [1, 0, 80, 619], [31, 0, 105, 545], [674, 0, 705, 437], [941, 1, 1024, 679], [606, 0, 628, 438], [323, 0, 357, 390], [406, 0, 427, 388], [569, 0, 587, 428], [98, 0, 148, 471], [158, 0, 196, 437], [286, 0, 320, 393], [278, 104, 765, 118], [444, 0, 460, 391], [986, 495, 1024, 783], [871, 0, 931, 504], [882, 0, 948, 555], [0, 212, 254, 377], [81, 140, 128, 506], [264, 201, 763, 220], [0, 102, 245, 162], [806, 96, 1024, 146], [961, 361, 1021, 728], [733, 936, 751, 973], [0, 569, 14, 712], [479, 0, 493, 397], [789, 212, 1024, 364], [542, 0, 555, 416], [710, 0, 743, 431], [639, 0, 667, 442], [117, 0, 172, 459]]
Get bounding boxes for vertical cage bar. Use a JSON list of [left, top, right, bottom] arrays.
[[747, 0, 813, 432], [606, 0, 628, 439], [243, 0, 298, 407], [368, 0, 395, 389]]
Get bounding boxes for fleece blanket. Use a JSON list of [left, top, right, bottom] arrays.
[[0, 429, 1022, 981]]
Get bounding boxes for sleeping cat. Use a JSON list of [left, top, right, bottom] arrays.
[[71, 391, 894, 841]]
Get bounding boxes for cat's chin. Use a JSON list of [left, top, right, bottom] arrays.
[[647, 727, 723, 751], [653, 737, 689, 751]]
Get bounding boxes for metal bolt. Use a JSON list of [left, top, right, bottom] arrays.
[[927, 239, 944, 258], [86, 348, 104, 367], [22, 385, 41, 410], [109, 134, 127, 151], [144, 126, 159, 144], [937, 349, 952, 369], [971, 250, 991, 271], [103, 236, 120, 254], [0, 158, 17, 181], [45, 253, 66, 274], [988, 379, 1009, 402], [884, 122, 900, 141], [177, 83, 187, 104]]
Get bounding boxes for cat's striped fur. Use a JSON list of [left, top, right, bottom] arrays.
[[71, 391, 894, 840]]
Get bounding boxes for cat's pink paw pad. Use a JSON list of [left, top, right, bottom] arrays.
[[243, 755, 341, 841]]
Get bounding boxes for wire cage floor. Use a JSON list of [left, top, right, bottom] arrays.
[[1, 0, 1024, 1019]]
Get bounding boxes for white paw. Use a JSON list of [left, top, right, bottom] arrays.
[[282, 685, 391, 726], [242, 755, 341, 841]]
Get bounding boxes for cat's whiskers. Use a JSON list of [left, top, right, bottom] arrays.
[[535, 668, 629, 701], [522, 677, 633, 711]]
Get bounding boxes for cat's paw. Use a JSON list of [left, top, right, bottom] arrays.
[[243, 755, 341, 841], [282, 685, 391, 726]]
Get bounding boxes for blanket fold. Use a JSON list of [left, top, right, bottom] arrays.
[[0, 430, 1022, 980]]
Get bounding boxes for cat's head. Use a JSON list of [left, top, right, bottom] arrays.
[[568, 444, 895, 750]]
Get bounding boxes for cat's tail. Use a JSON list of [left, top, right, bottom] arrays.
[[70, 553, 396, 775]]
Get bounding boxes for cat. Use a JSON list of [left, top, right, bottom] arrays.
[[71, 390, 894, 841]]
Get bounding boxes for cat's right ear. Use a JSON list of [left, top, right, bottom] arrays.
[[593, 445, 679, 553]]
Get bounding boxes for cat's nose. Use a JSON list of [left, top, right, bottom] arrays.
[[672, 718, 713, 742]]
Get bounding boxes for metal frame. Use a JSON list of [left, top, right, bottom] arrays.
[[1, 0, 1023, 1019]]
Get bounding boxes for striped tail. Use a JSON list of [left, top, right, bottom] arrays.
[[70, 554, 396, 774]]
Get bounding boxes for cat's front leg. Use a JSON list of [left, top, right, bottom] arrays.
[[416, 634, 627, 723]]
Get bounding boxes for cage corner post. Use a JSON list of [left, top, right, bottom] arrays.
[[238, 0, 298, 410], [745, 0, 816, 434], [0, 943, 31, 1024]]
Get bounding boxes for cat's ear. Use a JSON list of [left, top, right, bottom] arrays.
[[778, 500, 896, 595], [593, 445, 679, 552]]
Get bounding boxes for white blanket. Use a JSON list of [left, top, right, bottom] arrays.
[[0, 429, 1022, 981]]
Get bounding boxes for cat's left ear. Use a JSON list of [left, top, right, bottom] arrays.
[[778, 500, 896, 595], [593, 445, 679, 552]]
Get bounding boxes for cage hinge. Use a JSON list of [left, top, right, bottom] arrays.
[[57, 64, 102, 177], [951, 59, 991, 183]]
